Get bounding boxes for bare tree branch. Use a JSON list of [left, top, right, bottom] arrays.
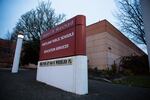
[[12, 1, 65, 41], [10, 1, 65, 65], [115, 0, 146, 45]]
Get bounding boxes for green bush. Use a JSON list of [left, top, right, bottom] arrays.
[[88, 67, 101, 77], [122, 69, 134, 76], [119, 55, 149, 75], [111, 62, 117, 73], [21, 40, 40, 65]]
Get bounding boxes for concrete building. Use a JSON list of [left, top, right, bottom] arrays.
[[86, 20, 145, 70]]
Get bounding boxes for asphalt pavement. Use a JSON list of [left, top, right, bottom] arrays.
[[0, 69, 150, 100]]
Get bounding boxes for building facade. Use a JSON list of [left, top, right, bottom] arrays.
[[0, 39, 16, 67], [86, 20, 145, 70]]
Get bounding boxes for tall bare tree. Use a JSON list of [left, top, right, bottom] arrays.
[[12, 1, 65, 41], [115, 0, 146, 45], [5, 30, 12, 40], [11, 1, 65, 65]]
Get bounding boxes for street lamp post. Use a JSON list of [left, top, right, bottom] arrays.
[[11, 32, 24, 73]]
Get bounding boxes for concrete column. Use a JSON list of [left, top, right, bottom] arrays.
[[11, 34, 24, 73], [140, 0, 150, 71]]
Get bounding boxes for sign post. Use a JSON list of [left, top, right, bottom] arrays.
[[12, 32, 24, 73], [36, 15, 88, 95]]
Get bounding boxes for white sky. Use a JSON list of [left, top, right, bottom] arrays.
[[50, 0, 118, 25], [0, 0, 147, 53], [0, 0, 118, 38]]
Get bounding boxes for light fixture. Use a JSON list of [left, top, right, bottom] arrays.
[[18, 34, 24, 38]]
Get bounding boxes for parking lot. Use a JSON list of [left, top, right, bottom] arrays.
[[0, 69, 150, 100]]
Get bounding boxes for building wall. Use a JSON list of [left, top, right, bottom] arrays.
[[0, 39, 16, 67], [86, 32, 108, 69], [86, 20, 145, 70], [105, 32, 141, 68]]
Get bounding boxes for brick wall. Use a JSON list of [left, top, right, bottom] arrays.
[[0, 39, 16, 67], [86, 20, 146, 70]]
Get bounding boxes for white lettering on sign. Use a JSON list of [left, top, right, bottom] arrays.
[[42, 32, 74, 47], [44, 44, 69, 54], [42, 20, 74, 39]]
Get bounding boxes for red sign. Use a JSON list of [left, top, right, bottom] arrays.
[[40, 15, 86, 60]]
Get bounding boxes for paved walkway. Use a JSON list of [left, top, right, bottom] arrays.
[[0, 69, 150, 100]]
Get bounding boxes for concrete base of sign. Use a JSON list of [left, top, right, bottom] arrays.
[[36, 56, 88, 95]]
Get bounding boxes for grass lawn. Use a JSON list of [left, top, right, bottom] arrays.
[[112, 75, 150, 88]]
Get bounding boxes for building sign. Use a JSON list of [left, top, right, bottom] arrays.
[[37, 15, 88, 94], [39, 58, 72, 67], [40, 15, 86, 60]]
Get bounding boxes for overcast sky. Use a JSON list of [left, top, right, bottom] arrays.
[[0, 0, 147, 53], [0, 0, 118, 38]]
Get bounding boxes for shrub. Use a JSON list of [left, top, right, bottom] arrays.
[[111, 62, 117, 73], [21, 40, 40, 65], [88, 67, 97, 76], [119, 55, 149, 75], [122, 69, 134, 76]]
